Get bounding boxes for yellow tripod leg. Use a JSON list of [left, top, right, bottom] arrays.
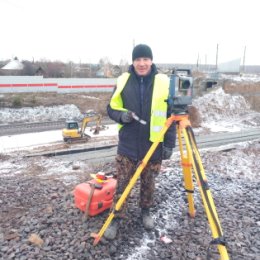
[[182, 127, 229, 260], [177, 125, 196, 218], [92, 116, 175, 246]]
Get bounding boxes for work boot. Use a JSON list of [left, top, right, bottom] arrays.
[[103, 218, 119, 240], [141, 208, 154, 230]]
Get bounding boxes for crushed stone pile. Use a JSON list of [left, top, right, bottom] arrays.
[[0, 141, 259, 260]]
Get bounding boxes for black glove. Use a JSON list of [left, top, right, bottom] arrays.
[[121, 111, 133, 123], [162, 146, 173, 160]]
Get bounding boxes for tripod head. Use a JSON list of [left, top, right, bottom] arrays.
[[167, 68, 193, 115]]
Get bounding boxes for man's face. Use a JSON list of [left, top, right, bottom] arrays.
[[133, 57, 152, 76]]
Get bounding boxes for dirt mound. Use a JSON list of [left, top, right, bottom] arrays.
[[0, 92, 112, 116], [223, 80, 260, 111]]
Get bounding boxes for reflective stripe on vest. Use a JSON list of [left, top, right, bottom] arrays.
[[110, 72, 169, 142], [150, 74, 169, 142]]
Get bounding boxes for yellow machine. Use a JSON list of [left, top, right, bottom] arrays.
[[62, 112, 102, 143]]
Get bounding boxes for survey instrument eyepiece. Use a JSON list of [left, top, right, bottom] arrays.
[[167, 68, 193, 114]]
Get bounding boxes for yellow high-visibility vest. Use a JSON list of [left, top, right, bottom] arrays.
[[110, 72, 169, 142]]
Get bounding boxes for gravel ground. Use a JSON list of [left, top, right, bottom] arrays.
[[0, 141, 260, 260]]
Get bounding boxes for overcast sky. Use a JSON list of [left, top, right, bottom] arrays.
[[1, 0, 259, 65]]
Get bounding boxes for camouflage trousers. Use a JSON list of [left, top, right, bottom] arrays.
[[112, 154, 161, 218]]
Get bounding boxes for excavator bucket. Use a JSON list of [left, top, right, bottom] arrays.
[[93, 126, 100, 135]]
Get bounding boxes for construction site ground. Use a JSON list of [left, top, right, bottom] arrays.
[[0, 78, 260, 260]]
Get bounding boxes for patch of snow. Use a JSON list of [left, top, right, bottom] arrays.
[[126, 233, 155, 260], [0, 161, 24, 177], [192, 88, 260, 132], [0, 104, 82, 123], [85, 124, 118, 137], [204, 141, 260, 181], [38, 158, 86, 185], [220, 73, 260, 82], [1, 59, 24, 70], [0, 124, 118, 153], [0, 130, 62, 153], [81, 95, 100, 99]]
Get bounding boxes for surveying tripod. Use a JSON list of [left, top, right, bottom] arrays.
[[91, 113, 230, 260]]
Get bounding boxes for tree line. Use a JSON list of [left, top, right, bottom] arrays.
[[0, 57, 130, 78]]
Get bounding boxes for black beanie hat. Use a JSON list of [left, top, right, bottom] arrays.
[[132, 44, 153, 61]]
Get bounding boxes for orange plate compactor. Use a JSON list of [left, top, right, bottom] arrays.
[[74, 173, 117, 216]]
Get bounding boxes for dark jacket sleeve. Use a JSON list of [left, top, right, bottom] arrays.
[[163, 105, 176, 148], [107, 104, 123, 123]]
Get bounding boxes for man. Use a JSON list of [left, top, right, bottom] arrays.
[[105, 44, 176, 240]]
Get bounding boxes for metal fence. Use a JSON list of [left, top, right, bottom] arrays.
[[0, 76, 116, 93]]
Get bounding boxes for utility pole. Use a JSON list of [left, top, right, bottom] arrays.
[[196, 53, 199, 70], [70, 62, 73, 78], [242, 46, 246, 73], [216, 43, 219, 70], [205, 54, 207, 71]]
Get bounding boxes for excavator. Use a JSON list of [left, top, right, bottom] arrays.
[[62, 111, 103, 143]]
